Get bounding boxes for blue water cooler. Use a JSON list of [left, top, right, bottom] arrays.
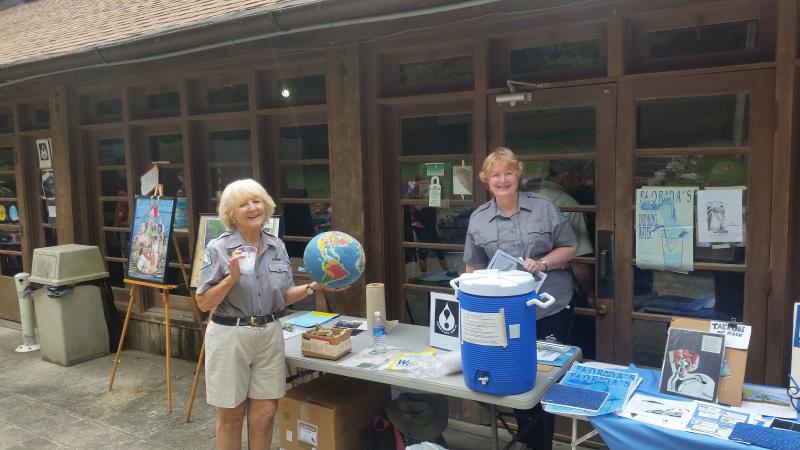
[[450, 269, 554, 395]]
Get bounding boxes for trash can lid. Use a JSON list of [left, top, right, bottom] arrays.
[[29, 244, 109, 286], [456, 269, 535, 297]]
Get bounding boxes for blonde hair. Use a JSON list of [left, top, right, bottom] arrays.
[[218, 179, 276, 230], [479, 147, 524, 184]]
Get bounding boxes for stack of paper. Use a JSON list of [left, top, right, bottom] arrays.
[[536, 341, 579, 367], [542, 363, 642, 416], [284, 311, 340, 328]]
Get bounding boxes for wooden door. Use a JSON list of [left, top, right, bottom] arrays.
[[615, 70, 774, 381], [489, 83, 617, 361]]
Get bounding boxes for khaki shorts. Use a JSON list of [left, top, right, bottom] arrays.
[[204, 320, 286, 408]]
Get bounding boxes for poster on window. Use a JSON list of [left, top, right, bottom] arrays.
[[635, 187, 695, 273], [126, 196, 176, 285], [696, 189, 743, 244], [36, 138, 52, 169]]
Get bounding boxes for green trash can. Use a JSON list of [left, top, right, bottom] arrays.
[[29, 245, 110, 366]]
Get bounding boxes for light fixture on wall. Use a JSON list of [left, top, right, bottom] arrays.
[[495, 80, 549, 107]]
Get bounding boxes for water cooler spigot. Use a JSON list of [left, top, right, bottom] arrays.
[[14, 272, 39, 352]]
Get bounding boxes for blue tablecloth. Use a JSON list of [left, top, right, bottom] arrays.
[[588, 367, 788, 450]]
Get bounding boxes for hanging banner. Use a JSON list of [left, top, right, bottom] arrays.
[[635, 187, 696, 273], [696, 189, 744, 244]]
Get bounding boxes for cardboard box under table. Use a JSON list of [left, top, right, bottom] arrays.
[[279, 374, 390, 450]]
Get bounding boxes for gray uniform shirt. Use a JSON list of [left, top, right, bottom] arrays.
[[197, 229, 295, 317], [463, 192, 577, 319]]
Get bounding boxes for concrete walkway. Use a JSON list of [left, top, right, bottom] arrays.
[[0, 324, 587, 449]]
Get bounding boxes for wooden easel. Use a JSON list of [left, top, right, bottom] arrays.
[[108, 278, 178, 411], [108, 184, 203, 414]]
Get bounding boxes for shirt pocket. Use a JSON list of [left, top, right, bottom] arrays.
[[525, 222, 554, 256], [267, 262, 292, 290], [473, 230, 499, 256]]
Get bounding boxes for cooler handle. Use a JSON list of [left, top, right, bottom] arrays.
[[526, 293, 555, 308], [449, 278, 459, 294]]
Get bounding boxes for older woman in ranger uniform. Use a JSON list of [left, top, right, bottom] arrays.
[[197, 179, 324, 450], [464, 148, 578, 450]]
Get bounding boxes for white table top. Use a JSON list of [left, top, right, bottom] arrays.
[[283, 317, 581, 410]]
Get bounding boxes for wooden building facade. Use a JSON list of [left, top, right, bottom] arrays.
[[1, 0, 799, 415]]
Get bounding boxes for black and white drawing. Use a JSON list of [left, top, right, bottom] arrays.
[[697, 189, 743, 243], [429, 292, 460, 351], [659, 328, 725, 402], [36, 138, 53, 169]]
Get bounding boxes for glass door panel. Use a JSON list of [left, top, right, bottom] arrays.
[[617, 70, 773, 381], [491, 84, 617, 361]]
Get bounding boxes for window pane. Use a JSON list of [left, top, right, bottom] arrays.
[[510, 39, 601, 73], [647, 20, 758, 59], [636, 154, 747, 263], [569, 314, 596, 360], [281, 165, 331, 198], [0, 253, 22, 276], [101, 170, 128, 197], [210, 130, 250, 162], [2, 202, 20, 224], [403, 290, 431, 325], [405, 251, 464, 286], [283, 204, 316, 238], [0, 174, 16, 197], [160, 168, 186, 197], [42, 199, 56, 225], [280, 124, 329, 160], [150, 134, 183, 163], [207, 84, 248, 107], [44, 227, 57, 246], [398, 56, 473, 89], [106, 261, 126, 287], [634, 269, 744, 321], [522, 159, 595, 204], [95, 98, 122, 120], [0, 112, 13, 133], [0, 147, 14, 170], [637, 94, 749, 148], [33, 108, 50, 129], [285, 240, 309, 272], [146, 91, 180, 116], [104, 231, 129, 260], [102, 200, 131, 227], [506, 107, 595, 155], [401, 114, 472, 156], [98, 138, 125, 165], [275, 74, 326, 106], [211, 166, 252, 198], [0, 229, 21, 252], [404, 205, 474, 246], [311, 202, 331, 235], [632, 319, 669, 368], [401, 161, 473, 200], [168, 233, 191, 266]]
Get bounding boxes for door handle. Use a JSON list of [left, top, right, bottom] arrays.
[[597, 230, 614, 299], [599, 249, 608, 279], [596, 304, 608, 316]]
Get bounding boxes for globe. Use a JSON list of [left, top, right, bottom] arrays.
[[303, 231, 366, 289]]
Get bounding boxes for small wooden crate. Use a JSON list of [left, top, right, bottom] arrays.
[[301, 326, 352, 360]]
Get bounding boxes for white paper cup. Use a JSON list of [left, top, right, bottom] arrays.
[[238, 245, 257, 275]]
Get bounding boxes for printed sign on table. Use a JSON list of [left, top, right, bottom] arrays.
[[429, 292, 460, 351]]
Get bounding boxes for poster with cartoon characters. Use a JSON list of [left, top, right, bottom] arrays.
[[126, 196, 176, 284]]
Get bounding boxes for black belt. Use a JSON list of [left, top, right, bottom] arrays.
[[212, 314, 277, 327]]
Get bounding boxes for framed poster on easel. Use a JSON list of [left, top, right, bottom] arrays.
[[126, 196, 177, 285]]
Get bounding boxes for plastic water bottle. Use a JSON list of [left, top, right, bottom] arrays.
[[371, 311, 386, 354]]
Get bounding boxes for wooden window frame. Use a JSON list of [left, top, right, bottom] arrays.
[[378, 40, 475, 98], [488, 20, 608, 88], [257, 60, 327, 109], [626, 0, 776, 73]]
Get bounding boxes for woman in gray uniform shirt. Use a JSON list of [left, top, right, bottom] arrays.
[[197, 179, 323, 450], [464, 147, 577, 450]]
